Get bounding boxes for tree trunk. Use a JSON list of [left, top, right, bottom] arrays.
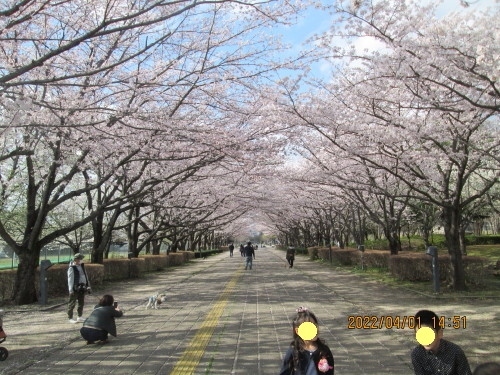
[[459, 227, 467, 256], [127, 206, 140, 257], [91, 209, 121, 263], [387, 235, 401, 255], [152, 239, 161, 255], [179, 240, 186, 251], [342, 231, 349, 249], [422, 225, 431, 247], [443, 207, 467, 290], [91, 210, 105, 263], [12, 247, 41, 304]]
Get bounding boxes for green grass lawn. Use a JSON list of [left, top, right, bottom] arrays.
[[467, 245, 500, 261], [319, 244, 500, 299], [349, 265, 500, 298]]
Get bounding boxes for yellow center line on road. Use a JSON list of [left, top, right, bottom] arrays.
[[170, 267, 243, 375]]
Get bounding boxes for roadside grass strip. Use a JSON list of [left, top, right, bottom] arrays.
[[170, 268, 243, 375]]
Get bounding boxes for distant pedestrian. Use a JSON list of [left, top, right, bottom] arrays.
[[80, 294, 123, 345], [286, 247, 296, 268], [473, 362, 500, 375], [67, 253, 91, 323], [279, 306, 334, 375], [411, 309, 471, 375], [240, 244, 245, 257], [243, 241, 255, 270], [229, 243, 234, 257]]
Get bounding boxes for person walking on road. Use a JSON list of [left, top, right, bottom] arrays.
[[67, 253, 91, 323], [279, 307, 334, 375], [286, 246, 296, 268], [229, 243, 235, 257], [244, 241, 255, 270]]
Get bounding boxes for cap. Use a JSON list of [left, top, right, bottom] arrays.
[[73, 253, 85, 260]]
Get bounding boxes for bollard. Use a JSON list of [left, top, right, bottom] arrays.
[[39, 259, 53, 305], [426, 246, 440, 293]]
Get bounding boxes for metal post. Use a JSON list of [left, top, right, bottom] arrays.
[[39, 260, 53, 305]]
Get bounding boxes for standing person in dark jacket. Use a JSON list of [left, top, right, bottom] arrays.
[[286, 247, 296, 268], [80, 294, 123, 344], [244, 241, 255, 270], [67, 253, 91, 323], [279, 307, 334, 375]]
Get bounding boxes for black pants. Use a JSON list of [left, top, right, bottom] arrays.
[[287, 258, 294, 267], [80, 327, 108, 343]]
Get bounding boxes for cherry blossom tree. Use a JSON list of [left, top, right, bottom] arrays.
[[0, 0, 311, 304], [276, 0, 499, 290]]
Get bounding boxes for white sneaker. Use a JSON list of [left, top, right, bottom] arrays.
[[77, 316, 84, 323], [69, 318, 78, 324]]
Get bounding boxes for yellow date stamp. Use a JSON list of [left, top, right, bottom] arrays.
[[347, 315, 418, 330], [432, 316, 467, 329], [347, 315, 467, 330]]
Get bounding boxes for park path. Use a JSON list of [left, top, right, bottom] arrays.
[[0, 246, 498, 374]]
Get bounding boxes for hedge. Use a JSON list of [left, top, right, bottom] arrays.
[[0, 251, 196, 304], [308, 246, 488, 285], [465, 235, 500, 245], [389, 253, 487, 285], [193, 249, 223, 258]]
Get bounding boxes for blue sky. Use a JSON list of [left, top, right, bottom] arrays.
[[273, 0, 498, 81], [282, 0, 498, 46]]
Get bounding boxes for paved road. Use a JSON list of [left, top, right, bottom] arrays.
[[0, 247, 498, 374]]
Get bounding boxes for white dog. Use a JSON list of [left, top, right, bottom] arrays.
[[145, 293, 166, 309]]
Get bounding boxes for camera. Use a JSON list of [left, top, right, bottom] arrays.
[[75, 284, 88, 293], [113, 301, 118, 308]]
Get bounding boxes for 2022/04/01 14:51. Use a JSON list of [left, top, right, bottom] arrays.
[[346, 315, 467, 330]]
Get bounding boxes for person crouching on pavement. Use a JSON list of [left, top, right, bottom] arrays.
[[80, 294, 123, 345]]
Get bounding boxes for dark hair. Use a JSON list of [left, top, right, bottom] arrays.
[[415, 309, 441, 331], [288, 308, 329, 373], [473, 362, 500, 375], [99, 294, 114, 307]]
